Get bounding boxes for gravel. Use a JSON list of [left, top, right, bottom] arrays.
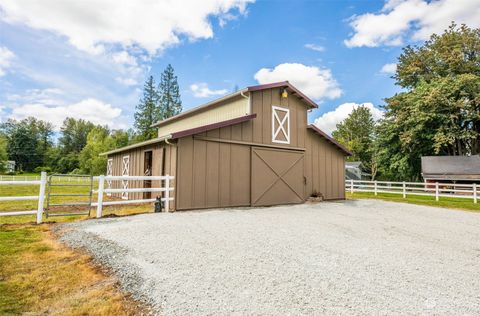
[[58, 199, 480, 315]]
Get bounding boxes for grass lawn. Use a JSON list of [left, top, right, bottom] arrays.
[[0, 180, 157, 313], [0, 224, 147, 315], [347, 192, 480, 212]]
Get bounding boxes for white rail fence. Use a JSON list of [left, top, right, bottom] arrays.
[[347, 180, 478, 203], [0, 175, 91, 182], [0, 172, 47, 223], [0, 173, 174, 223]]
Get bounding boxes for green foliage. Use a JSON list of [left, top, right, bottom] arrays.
[[134, 76, 161, 141], [79, 128, 130, 175], [0, 117, 54, 172], [158, 64, 182, 119], [332, 106, 377, 177], [0, 135, 8, 173], [377, 23, 480, 180]]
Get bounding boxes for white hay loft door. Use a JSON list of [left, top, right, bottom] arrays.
[[122, 155, 129, 199], [272, 106, 290, 144], [106, 158, 113, 196]]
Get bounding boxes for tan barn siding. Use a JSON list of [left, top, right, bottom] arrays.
[[176, 136, 250, 210], [304, 130, 346, 200], [107, 142, 176, 210]]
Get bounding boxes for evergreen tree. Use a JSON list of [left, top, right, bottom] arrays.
[[158, 64, 182, 119], [134, 75, 161, 140]]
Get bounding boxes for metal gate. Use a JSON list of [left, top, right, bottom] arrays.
[[251, 147, 305, 206], [45, 174, 93, 217]]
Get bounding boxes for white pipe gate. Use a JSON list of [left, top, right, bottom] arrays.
[[347, 179, 478, 203], [0, 173, 174, 223]]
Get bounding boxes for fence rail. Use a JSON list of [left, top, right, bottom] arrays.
[[0, 175, 91, 182], [0, 172, 47, 223], [0, 173, 174, 223], [347, 180, 478, 203]]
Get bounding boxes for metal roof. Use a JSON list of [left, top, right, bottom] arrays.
[[421, 155, 480, 180]]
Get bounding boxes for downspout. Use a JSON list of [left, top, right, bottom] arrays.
[[240, 90, 251, 115]]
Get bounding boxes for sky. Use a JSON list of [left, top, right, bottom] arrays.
[[0, 0, 479, 135]]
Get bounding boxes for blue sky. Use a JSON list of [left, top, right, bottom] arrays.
[[0, 0, 479, 134]]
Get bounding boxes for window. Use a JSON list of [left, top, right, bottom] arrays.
[[272, 106, 290, 144]]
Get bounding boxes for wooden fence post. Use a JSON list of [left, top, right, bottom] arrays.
[[435, 182, 439, 201], [96, 175, 105, 218], [402, 181, 406, 198], [374, 181, 378, 196], [165, 175, 170, 212], [474, 183, 477, 204], [36, 172, 47, 224], [350, 179, 354, 194]]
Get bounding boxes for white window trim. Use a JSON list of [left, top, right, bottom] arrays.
[[106, 158, 113, 197], [122, 155, 130, 200], [272, 105, 290, 144]]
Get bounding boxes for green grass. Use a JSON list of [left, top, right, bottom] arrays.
[[0, 179, 155, 224], [347, 191, 480, 212], [0, 225, 145, 315]]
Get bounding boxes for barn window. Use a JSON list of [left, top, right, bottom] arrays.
[[272, 106, 290, 144]]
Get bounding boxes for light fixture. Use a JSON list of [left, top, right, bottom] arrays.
[[281, 88, 288, 98]]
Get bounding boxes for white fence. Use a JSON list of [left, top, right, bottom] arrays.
[[92, 175, 174, 218], [347, 180, 478, 203], [0, 172, 47, 223], [0, 173, 174, 223], [0, 175, 91, 182]]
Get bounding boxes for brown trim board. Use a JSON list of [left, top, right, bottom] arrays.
[[194, 135, 306, 152], [171, 114, 257, 139]]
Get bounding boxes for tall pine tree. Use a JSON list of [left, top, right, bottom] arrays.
[[134, 76, 161, 141], [158, 64, 182, 119]]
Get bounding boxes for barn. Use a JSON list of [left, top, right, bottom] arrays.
[[103, 81, 351, 211]]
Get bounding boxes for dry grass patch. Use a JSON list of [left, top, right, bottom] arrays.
[[0, 224, 146, 315]]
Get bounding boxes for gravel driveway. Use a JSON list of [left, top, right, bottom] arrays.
[[59, 200, 480, 315]]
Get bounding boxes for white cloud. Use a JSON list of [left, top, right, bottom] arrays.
[[345, 0, 480, 48], [254, 63, 342, 100], [6, 88, 124, 129], [304, 43, 325, 52], [314, 102, 384, 135], [0, 46, 15, 76], [380, 63, 397, 74], [190, 82, 228, 98], [0, 0, 254, 55]]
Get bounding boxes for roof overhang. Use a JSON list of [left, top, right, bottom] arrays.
[[307, 125, 352, 156], [247, 81, 318, 109], [100, 135, 172, 156]]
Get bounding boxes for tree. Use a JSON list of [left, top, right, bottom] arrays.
[[332, 106, 377, 177], [56, 118, 96, 172], [0, 135, 8, 173], [377, 23, 480, 180], [158, 64, 182, 119], [0, 117, 54, 172], [79, 128, 130, 175], [134, 75, 161, 141]]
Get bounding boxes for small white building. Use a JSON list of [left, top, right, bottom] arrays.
[[4, 160, 15, 173]]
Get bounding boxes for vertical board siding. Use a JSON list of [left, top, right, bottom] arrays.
[[107, 142, 176, 211]]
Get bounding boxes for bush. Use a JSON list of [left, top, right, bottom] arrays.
[[34, 166, 52, 173]]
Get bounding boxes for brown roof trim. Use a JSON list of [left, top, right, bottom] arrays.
[[171, 114, 257, 139], [101, 134, 171, 156], [248, 81, 318, 109], [307, 125, 352, 156]]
